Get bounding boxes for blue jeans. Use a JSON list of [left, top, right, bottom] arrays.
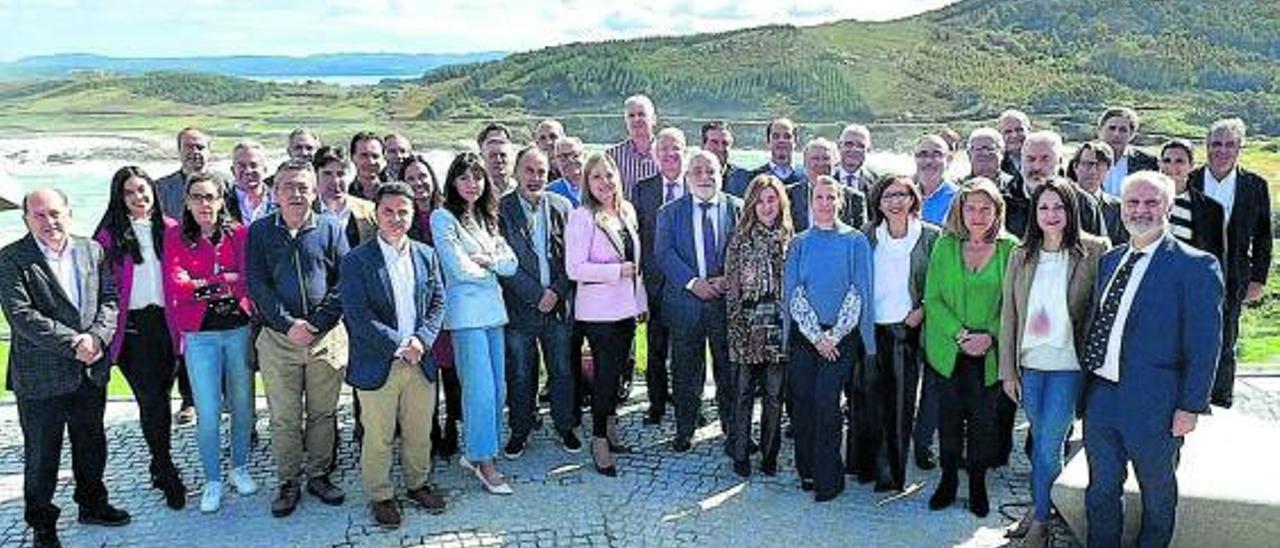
[[452, 326, 506, 461], [1020, 368, 1084, 521], [506, 320, 574, 439], [184, 326, 254, 482]]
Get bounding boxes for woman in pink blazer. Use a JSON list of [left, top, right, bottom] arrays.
[[565, 152, 647, 477]]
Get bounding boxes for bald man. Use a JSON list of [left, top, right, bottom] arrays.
[[0, 189, 130, 547]]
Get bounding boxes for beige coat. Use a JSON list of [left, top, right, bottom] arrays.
[[998, 235, 1109, 381]]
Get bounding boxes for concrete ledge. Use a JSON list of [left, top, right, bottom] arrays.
[[1053, 408, 1280, 547]]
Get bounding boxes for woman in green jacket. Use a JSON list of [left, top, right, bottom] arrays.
[[923, 177, 1017, 518]]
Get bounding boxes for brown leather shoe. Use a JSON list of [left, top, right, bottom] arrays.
[[371, 500, 401, 529], [407, 485, 446, 515]]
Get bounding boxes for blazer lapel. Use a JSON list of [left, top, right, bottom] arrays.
[[74, 239, 96, 326], [368, 245, 396, 329], [1125, 236, 1174, 338], [593, 210, 626, 258], [25, 236, 77, 313]]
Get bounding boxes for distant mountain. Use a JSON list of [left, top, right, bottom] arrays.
[[2, 52, 506, 79], [407, 0, 1280, 136]]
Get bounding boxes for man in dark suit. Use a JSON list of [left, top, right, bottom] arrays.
[[748, 118, 806, 188], [655, 150, 743, 453], [340, 182, 448, 529], [498, 148, 580, 456], [0, 189, 130, 548], [348, 131, 388, 200], [787, 138, 866, 232], [1098, 107, 1159, 197], [835, 124, 877, 194], [997, 109, 1030, 182], [1188, 118, 1272, 408], [1069, 141, 1130, 246], [704, 121, 749, 197], [1082, 171, 1222, 548], [1006, 131, 1106, 240], [631, 127, 688, 425]]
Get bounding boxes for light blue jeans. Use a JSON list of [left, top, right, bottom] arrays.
[[184, 326, 254, 483], [452, 326, 506, 461], [1020, 368, 1084, 521]]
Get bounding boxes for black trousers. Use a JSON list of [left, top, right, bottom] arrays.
[[937, 354, 998, 471], [994, 389, 1018, 466], [913, 365, 941, 456], [568, 322, 590, 411], [644, 294, 672, 417], [849, 324, 921, 488], [117, 306, 178, 477], [788, 330, 854, 498], [18, 379, 110, 530], [1213, 295, 1242, 407], [731, 362, 784, 464], [669, 309, 733, 446], [581, 319, 636, 437]]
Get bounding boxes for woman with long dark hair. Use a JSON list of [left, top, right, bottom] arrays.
[[92, 166, 186, 509], [848, 175, 940, 492], [162, 173, 257, 513], [565, 152, 647, 476], [431, 152, 518, 494], [402, 154, 462, 457], [924, 178, 1016, 517], [724, 174, 793, 478], [999, 178, 1108, 546]]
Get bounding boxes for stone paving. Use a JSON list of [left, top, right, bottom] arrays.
[[0, 374, 1275, 548]]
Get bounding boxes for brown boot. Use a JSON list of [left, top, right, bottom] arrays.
[[407, 485, 446, 515], [370, 500, 401, 529], [592, 437, 616, 477]]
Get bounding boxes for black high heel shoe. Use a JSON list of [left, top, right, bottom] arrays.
[[592, 438, 617, 477]]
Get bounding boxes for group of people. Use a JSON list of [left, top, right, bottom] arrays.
[[1, 94, 1267, 548]]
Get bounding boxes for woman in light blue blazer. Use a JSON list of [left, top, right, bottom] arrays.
[[431, 152, 518, 495]]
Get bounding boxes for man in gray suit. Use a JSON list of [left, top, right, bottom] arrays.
[[0, 189, 130, 548]]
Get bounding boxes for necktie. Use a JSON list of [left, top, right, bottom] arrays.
[[700, 202, 721, 276], [1081, 251, 1146, 374], [664, 182, 678, 204]]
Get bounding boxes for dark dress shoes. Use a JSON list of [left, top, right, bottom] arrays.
[[33, 528, 60, 548], [732, 460, 751, 478], [371, 500, 401, 529], [407, 485, 446, 514], [77, 503, 130, 527], [306, 476, 346, 506]]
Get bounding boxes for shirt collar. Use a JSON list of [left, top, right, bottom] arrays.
[[35, 238, 71, 261], [1207, 167, 1238, 186], [378, 233, 410, 258], [694, 192, 722, 207], [274, 209, 318, 232]]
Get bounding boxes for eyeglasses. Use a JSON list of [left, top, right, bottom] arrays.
[[914, 151, 945, 160], [187, 192, 221, 203], [882, 191, 913, 202]]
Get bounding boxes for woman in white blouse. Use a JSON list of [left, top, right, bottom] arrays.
[[998, 177, 1108, 547], [92, 166, 187, 510]]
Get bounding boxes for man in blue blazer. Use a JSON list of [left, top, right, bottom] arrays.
[[1081, 171, 1222, 548], [498, 148, 580, 457], [340, 183, 447, 529], [655, 150, 744, 453]]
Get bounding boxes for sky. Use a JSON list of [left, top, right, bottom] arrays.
[[0, 0, 959, 62]]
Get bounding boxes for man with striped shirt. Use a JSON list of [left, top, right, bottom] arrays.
[[605, 94, 660, 197]]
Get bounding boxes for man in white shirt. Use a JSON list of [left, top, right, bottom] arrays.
[[1081, 171, 1222, 548], [340, 182, 447, 529], [232, 140, 276, 225], [1097, 107, 1158, 196]]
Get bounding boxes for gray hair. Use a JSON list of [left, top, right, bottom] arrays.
[[997, 109, 1030, 129], [967, 127, 1003, 149], [1121, 170, 1175, 205], [839, 124, 871, 144], [1208, 117, 1248, 145], [1022, 130, 1064, 159], [232, 139, 266, 159], [623, 94, 655, 116], [804, 137, 837, 157], [653, 127, 687, 150]]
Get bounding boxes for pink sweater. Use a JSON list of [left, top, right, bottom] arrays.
[[161, 223, 253, 352]]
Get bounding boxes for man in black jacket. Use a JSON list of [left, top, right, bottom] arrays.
[[1188, 118, 1273, 408], [1097, 107, 1159, 196], [1005, 131, 1106, 240]]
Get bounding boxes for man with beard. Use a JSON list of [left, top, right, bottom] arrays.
[[1082, 171, 1222, 548], [1005, 131, 1105, 240], [247, 160, 351, 518], [605, 95, 660, 196], [348, 132, 388, 200], [787, 138, 865, 232], [1188, 118, 1272, 408], [835, 124, 876, 194]]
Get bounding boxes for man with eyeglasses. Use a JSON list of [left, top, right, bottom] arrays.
[[835, 124, 877, 194], [548, 137, 586, 207], [914, 135, 958, 226], [964, 128, 1015, 191]]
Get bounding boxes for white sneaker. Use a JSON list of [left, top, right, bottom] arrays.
[[200, 481, 224, 513], [230, 467, 258, 495]]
